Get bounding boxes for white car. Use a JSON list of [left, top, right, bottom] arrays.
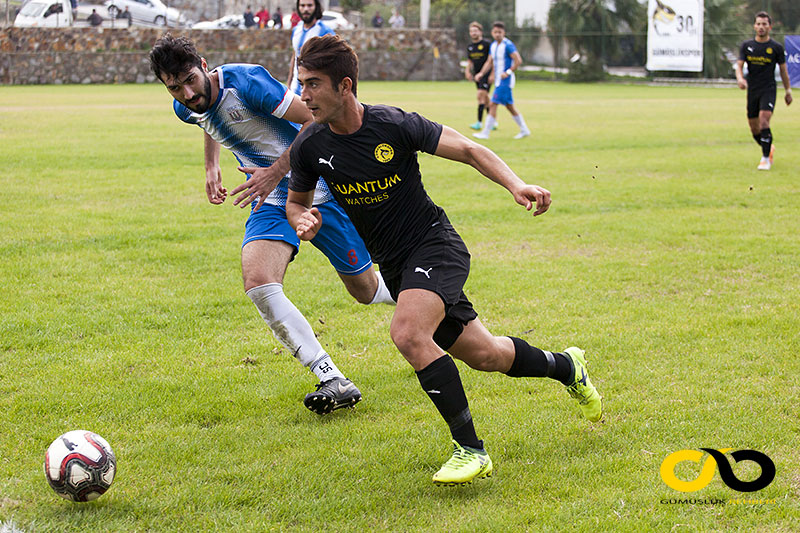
[[14, 0, 73, 27], [192, 14, 245, 30], [104, 0, 184, 26], [281, 10, 353, 30], [320, 10, 353, 30]]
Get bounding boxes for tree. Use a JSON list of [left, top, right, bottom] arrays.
[[548, 0, 645, 81], [743, 0, 800, 32], [703, 0, 743, 78]]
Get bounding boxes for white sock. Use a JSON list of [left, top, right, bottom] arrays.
[[512, 114, 528, 132], [246, 283, 345, 381], [481, 115, 497, 135], [369, 270, 395, 305]]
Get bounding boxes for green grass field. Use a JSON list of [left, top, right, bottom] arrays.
[[1, 80, 798, 532]]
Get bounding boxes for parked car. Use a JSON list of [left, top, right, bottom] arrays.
[[192, 14, 245, 30], [281, 10, 353, 30], [104, 0, 184, 26], [14, 0, 73, 27]]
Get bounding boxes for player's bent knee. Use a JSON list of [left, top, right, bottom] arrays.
[[390, 324, 429, 358]]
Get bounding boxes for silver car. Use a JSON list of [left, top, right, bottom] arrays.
[[104, 0, 183, 26]]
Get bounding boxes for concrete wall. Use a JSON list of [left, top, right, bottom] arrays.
[[0, 27, 460, 84]]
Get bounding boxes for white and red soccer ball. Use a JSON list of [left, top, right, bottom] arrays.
[[44, 430, 116, 502]]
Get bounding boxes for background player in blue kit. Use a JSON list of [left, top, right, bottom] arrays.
[[473, 21, 530, 140], [734, 11, 793, 171], [148, 34, 393, 415], [287, 0, 334, 96]]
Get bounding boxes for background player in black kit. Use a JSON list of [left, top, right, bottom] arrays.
[[465, 21, 493, 131], [735, 11, 792, 170], [286, 35, 603, 486]]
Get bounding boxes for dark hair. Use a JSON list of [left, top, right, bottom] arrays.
[[296, 0, 322, 21], [754, 11, 771, 24], [492, 21, 505, 30], [149, 33, 202, 82], [298, 34, 358, 97]]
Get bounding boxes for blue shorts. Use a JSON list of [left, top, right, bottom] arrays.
[[242, 201, 372, 275], [491, 85, 514, 105]]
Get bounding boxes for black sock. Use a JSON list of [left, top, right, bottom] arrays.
[[752, 133, 762, 146], [505, 337, 574, 385], [478, 104, 485, 122], [759, 128, 772, 158], [416, 355, 482, 450]]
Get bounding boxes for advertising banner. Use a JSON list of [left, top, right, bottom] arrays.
[[785, 35, 800, 88], [646, 0, 704, 72]]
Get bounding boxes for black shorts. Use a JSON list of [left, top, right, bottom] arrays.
[[475, 79, 490, 92], [747, 88, 776, 118], [383, 225, 478, 350]]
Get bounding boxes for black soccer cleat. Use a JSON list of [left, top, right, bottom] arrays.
[[303, 377, 362, 415]]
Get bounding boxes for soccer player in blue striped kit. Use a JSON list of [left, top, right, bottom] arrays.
[[287, 0, 335, 96], [473, 21, 531, 140], [148, 34, 394, 415]]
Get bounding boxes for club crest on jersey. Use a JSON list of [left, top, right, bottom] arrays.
[[766, 47, 773, 54], [374, 143, 394, 163], [228, 108, 246, 122]]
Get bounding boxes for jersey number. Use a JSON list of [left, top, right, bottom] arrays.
[[347, 249, 359, 266]]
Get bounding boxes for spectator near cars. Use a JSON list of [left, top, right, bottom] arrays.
[[88, 9, 103, 26], [243, 6, 256, 28], [119, 6, 132, 27], [389, 8, 404, 28], [272, 7, 283, 29], [256, 6, 269, 28]]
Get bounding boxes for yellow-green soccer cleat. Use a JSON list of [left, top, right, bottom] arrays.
[[563, 347, 603, 422], [432, 440, 493, 486]]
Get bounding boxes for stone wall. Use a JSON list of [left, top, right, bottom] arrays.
[[0, 27, 460, 85]]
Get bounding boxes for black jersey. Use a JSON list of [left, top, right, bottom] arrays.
[[467, 39, 491, 75], [290, 104, 444, 272], [739, 38, 785, 93]]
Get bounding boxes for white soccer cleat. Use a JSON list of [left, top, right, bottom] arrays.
[[514, 129, 531, 139], [757, 158, 771, 171], [473, 131, 490, 140]]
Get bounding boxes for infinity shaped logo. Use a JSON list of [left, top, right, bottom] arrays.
[[660, 448, 775, 492]]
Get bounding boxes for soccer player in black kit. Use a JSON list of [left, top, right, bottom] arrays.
[[465, 21, 493, 130], [286, 35, 603, 486], [735, 11, 793, 170]]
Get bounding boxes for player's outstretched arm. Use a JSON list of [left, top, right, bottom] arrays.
[[434, 126, 551, 216], [287, 189, 321, 240], [204, 132, 227, 204], [230, 95, 315, 212]]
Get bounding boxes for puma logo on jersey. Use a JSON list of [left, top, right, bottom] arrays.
[[318, 155, 335, 170], [415, 267, 432, 278], [747, 47, 754, 52]]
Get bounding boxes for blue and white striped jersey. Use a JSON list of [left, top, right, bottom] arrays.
[[491, 38, 517, 89], [174, 63, 332, 207], [290, 21, 335, 94]]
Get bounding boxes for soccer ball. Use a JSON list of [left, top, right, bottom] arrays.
[[44, 430, 116, 502]]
